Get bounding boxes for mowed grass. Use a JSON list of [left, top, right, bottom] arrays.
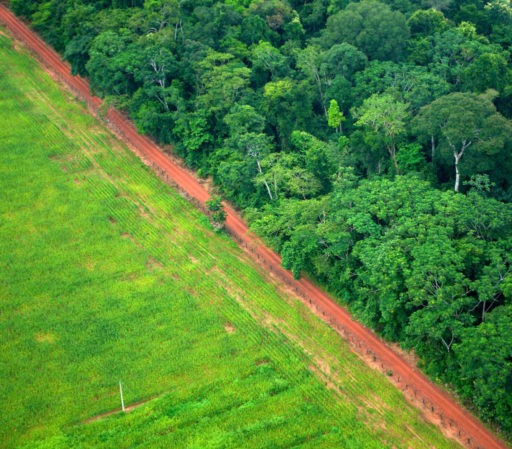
[[0, 30, 461, 449]]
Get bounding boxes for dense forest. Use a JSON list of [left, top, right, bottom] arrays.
[[10, 0, 512, 436]]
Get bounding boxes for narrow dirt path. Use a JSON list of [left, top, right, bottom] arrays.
[[0, 6, 509, 449]]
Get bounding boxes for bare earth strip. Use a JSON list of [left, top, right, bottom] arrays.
[[0, 6, 509, 449]]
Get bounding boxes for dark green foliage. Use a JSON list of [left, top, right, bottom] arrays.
[[206, 195, 227, 229], [408, 8, 448, 37], [11, 0, 512, 436], [321, 1, 410, 61], [454, 305, 512, 431]]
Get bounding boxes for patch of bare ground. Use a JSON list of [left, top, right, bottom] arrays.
[[120, 232, 143, 249], [146, 256, 164, 270], [82, 257, 95, 271], [35, 332, 57, 344], [83, 396, 159, 424], [224, 322, 236, 333], [308, 362, 343, 397], [138, 204, 151, 219], [389, 342, 419, 367], [354, 346, 469, 446]]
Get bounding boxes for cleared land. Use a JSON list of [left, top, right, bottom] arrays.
[[0, 30, 462, 449]]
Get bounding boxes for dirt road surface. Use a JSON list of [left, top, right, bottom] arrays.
[[1, 6, 509, 449]]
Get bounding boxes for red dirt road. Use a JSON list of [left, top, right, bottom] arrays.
[[1, 6, 509, 449]]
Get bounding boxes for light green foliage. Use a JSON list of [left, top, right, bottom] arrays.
[[256, 152, 323, 200], [327, 99, 345, 132], [0, 33, 462, 449], [396, 143, 426, 173], [196, 49, 251, 114], [353, 93, 410, 173]]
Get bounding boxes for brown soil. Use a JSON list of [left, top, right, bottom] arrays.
[[0, 6, 509, 449], [83, 396, 158, 424]]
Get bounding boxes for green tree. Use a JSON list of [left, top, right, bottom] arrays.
[[263, 79, 314, 147], [454, 305, 512, 431], [353, 93, 410, 174], [143, 0, 185, 40], [462, 51, 511, 93], [132, 40, 178, 113], [322, 0, 410, 61], [321, 43, 368, 83], [251, 40, 289, 80], [408, 8, 448, 37], [327, 99, 345, 133], [250, 0, 294, 33], [257, 152, 322, 201], [61, 4, 98, 76], [195, 49, 251, 117], [353, 61, 450, 112], [296, 45, 329, 118], [86, 30, 137, 97], [485, 0, 512, 48], [206, 195, 227, 230], [412, 91, 512, 192], [290, 130, 334, 192]]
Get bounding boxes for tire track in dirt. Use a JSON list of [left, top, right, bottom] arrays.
[[0, 6, 509, 449]]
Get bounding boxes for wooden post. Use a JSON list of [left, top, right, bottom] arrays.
[[119, 381, 125, 412]]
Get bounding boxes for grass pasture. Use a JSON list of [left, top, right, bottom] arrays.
[[0, 30, 461, 449]]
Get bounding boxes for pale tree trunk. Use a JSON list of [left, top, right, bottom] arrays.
[[150, 56, 170, 111], [454, 153, 461, 192], [174, 19, 184, 40], [441, 329, 455, 352], [256, 159, 273, 200], [453, 139, 471, 192]]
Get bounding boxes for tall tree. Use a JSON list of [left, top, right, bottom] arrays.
[[412, 91, 512, 192], [322, 0, 410, 61], [353, 93, 410, 174]]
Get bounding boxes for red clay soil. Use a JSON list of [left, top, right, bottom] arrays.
[[1, 6, 509, 449]]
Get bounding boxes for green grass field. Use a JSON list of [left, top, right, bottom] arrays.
[[0, 30, 461, 449]]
